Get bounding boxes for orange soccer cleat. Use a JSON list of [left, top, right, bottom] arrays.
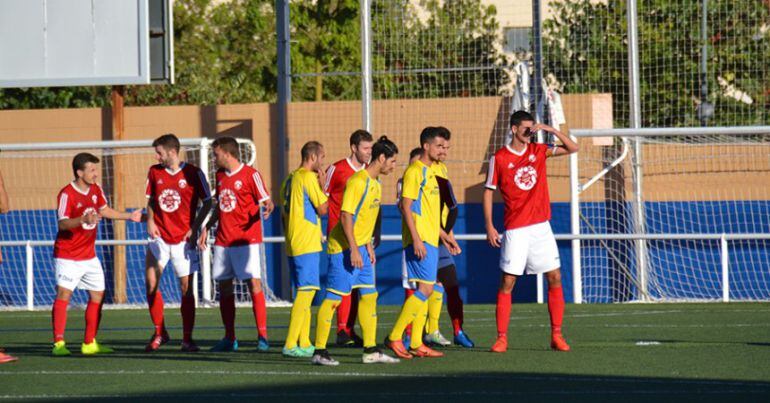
[[490, 336, 508, 353], [550, 334, 571, 352], [409, 344, 444, 358], [384, 336, 413, 360]]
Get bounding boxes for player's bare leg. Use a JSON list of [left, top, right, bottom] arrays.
[[144, 254, 169, 352], [51, 286, 73, 356], [246, 278, 269, 351], [545, 269, 569, 351], [211, 279, 238, 352], [491, 273, 516, 353], [178, 274, 199, 352], [81, 290, 113, 355]]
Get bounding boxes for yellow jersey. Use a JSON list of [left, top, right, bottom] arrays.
[[400, 160, 440, 248], [280, 167, 328, 256], [327, 169, 381, 254]]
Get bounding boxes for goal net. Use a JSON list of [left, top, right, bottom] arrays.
[[0, 138, 284, 309]]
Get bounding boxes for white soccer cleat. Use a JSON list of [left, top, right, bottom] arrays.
[[362, 348, 400, 364], [311, 350, 340, 366], [424, 330, 452, 347]]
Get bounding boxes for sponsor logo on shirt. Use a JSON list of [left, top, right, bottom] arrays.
[[234, 180, 243, 190], [219, 189, 237, 213], [158, 189, 182, 213], [514, 166, 537, 191]]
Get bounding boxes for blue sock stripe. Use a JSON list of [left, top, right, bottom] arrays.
[[414, 290, 428, 301], [434, 284, 445, 294]]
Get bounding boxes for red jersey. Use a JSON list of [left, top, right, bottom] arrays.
[[145, 162, 211, 244], [485, 143, 552, 230], [323, 157, 365, 235], [214, 164, 270, 247], [54, 182, 109, 260]]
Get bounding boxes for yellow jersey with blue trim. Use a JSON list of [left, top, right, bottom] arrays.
[[400, 160, 440, 248], [280, 167, 328, 256], [327, 169, 381, 254]]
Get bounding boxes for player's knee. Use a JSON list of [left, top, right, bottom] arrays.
[[438, 265, 458, 287], [89, 291, 104, 304], [55, 287, 73, 301], [218, 280, 234, 296], [249, 278, 263, 294], [499, 274, 516, 293], [418, 282, 434, 296], [546, 269, 562, 287]]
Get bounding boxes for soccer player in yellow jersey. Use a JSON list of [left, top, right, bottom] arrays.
[[311, 136, 401, 366], [280, 141, 329, 358], [385, 127, 450, 359]]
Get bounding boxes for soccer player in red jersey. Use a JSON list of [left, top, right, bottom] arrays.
[[484, 110, 579, 353], [198, 137, 274, 352], [144, 134, 213, 352], [323, 130, 373, 347], [51, 153, 142, 356], [0, 167, 18, 363]]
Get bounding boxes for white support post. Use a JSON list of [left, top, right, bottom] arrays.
[[536, 273, 544, 303], [26, 241, 34, 311], [360, 0, 373, 132], [192, 272, 199, 308], [199, 139, 212, 304], [570, 139, 582, 303], [721, 234, 729, 302]]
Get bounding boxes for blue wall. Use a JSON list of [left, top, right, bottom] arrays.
[[1, 201, 769, 306]]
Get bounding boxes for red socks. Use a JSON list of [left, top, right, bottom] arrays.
[[445, 285, 464, 336], [220, 294, 236, 341], [52, 299, 69, 342], [251, 291, 268, 339], [84, 301, 102, 344], [181, 294, 195, 342], [496, 291, 511, 338], [147, 291, 165, 336], [345, 292, 359, 335], [548, 286, 565, 335], [336, 294, 351, 335]]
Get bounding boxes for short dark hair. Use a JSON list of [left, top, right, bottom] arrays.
[[434, 126, 451, 141], [419, 126, 450, 146], [349, 130, 373, 146], [409, 147, 423, 160], [211, 136, 240, 158], [301, 141, 324, 162], [510, 110, 535, 127], [72, 153, 99, 178], [371, 136, 399, 161], [152, 133, 181, 153]]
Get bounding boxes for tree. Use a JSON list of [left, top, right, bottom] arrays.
[[543, 0, 770, 127]]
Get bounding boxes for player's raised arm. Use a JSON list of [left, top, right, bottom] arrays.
[[537, 123, 579, 158]]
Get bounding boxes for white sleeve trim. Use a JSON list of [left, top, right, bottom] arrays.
[[323, 165, 335, 194], [57, 193, 68, 221], [252, 172, 270, 200], [484, 156, 497, 189]]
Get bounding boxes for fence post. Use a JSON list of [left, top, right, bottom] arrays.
[[26, 241, 34, 311], [199, 139, 212, 304], [721, 234, 729, 302], [536, 273, 544, 304], [570, 140, 582, 303]]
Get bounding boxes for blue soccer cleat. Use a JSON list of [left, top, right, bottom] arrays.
[[210, 338, 239, 352], [257, 336, 270, 352], [453, 330, 475, 348]]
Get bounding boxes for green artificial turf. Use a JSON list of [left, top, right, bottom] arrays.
[[1, 303, 769, 402]]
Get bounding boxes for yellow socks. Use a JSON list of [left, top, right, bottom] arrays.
[[389, 290, 428, 342], [284, 290, 315, 349], [357, 292, 378, 348], [427, 284, 444, 334], [314, 298, 340, 349]]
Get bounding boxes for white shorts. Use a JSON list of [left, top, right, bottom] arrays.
[[401, 244, 455, 290], [500, 221, 561, 276], [148, 238, 200, 278], [55, 257, 105, 292], [213, 244, 263, 281]]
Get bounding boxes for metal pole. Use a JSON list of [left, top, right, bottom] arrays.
[[570, 138, 582, 303], [721, 234, 729, 302], [360, 0, 373, 132], [276, 0, 292, 300], [199, 140, 212, 304], [536, 273, 544, 304], [626, 0, 648, 300], [531, 0, 546, 143], [26, 242, 34, 311]]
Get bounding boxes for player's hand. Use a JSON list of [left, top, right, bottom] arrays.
[[486, 225, 501, 248], [183, 229, 193, 242], [441, 232, 462, 255], [350, 247, 364, 269], [366, 243, 377, 265], [147, 220, 161, 239], [261, 199, 274, 220], [82, 212, 100, 226], [197, 228, 209, 251], [413, 239, 427, 260], [316, 166, 327, 188], [128, 209, 143, 223], [533, 123, 555, 133]]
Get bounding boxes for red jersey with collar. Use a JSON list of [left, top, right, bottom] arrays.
[[485, 143, 552, 230], [214, 164, 270, 247], [145, 162, 211, 244], [54, 182, 109, 260], [323, 158, 365, 235]]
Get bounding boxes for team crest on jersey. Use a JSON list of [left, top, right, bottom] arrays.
[[91, 195, 97, 204], [370, 198, 381, 209], [514, 166, 537, 191], [178, 179, 188, 189], [529, 154, 536, 162], [81, 207, 97, 230], [234, 180, 243, 190], [158, 189, 182, 213], [219, 189, 237, 213]]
